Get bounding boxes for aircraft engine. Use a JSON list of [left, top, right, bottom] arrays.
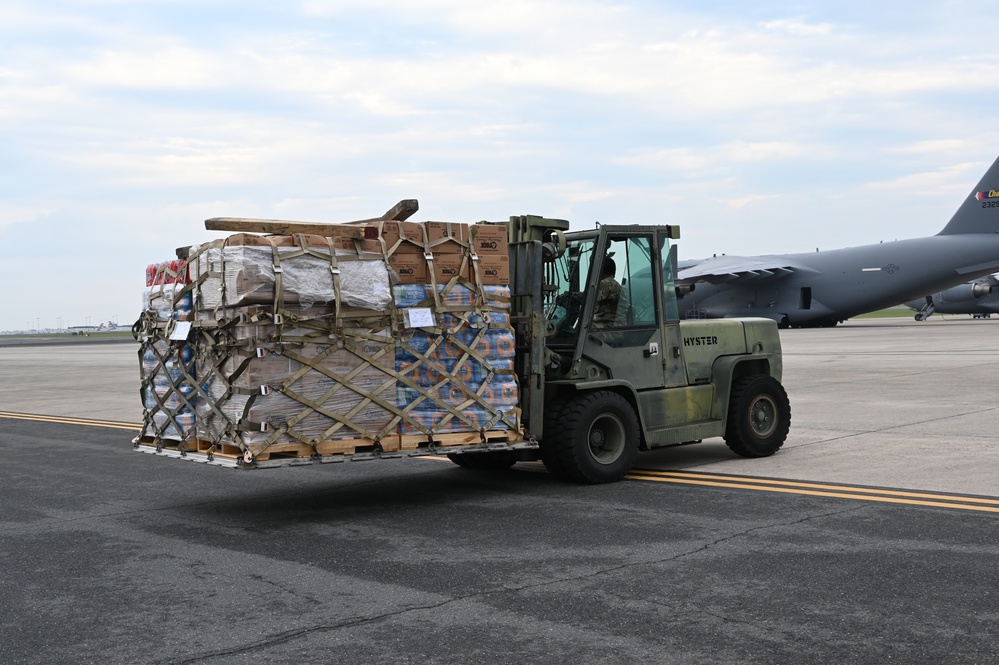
[[939, 282, 993, 303]]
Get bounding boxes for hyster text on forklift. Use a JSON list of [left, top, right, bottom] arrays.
[[135, 207, 790, 484]]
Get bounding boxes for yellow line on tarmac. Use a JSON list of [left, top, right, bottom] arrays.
[[627, 469, 999, 514], [0, 411, 142, 431], [630, 470, 999, 506]]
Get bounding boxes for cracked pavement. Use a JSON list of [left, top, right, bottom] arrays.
[[2, 417, 998, 664]]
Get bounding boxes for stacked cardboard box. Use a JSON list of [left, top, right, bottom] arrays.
[[136, 220, 521, 462]]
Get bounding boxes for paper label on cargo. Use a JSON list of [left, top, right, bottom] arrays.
[[169, 321, 192, 341], [407, 308, 434, 328]]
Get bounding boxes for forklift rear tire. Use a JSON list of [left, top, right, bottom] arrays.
[[447, 451, 518, 470], [724, 375, 791, 458], [553, 391, 640, 484]]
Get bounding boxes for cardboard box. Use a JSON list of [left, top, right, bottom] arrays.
[[469, 224, 508, 256], [389, 246, 429, 284], [423, 221, 469, 254], [424, 221, 468, 242], [376, 221, 426, 253], [330, 236, 385, 256], [475, 254, 510, 285], [431, 253, 468, 284], [389, 249, 472, 285]]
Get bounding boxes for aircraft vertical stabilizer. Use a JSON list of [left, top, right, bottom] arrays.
[[937, 155, 999, 235]]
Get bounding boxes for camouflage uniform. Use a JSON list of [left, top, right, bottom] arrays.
[[594, 277, 629, 328]]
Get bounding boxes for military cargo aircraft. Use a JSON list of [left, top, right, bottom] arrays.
[[905, 274, 998, 320], [676, 155, 999, 327]]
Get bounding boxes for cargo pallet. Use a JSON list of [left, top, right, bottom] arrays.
[[133, 429, 532, 469]]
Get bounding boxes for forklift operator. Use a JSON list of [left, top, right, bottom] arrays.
[[593, 256, 628, 328]]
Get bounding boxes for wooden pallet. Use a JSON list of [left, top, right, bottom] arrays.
[[308, 438, 380, 458], [194, 439, 379, 461], [194, 439, 243, 457], [256, 429, 521, 458], [136, 436, 241, 457], [138, 429, 523, 462]]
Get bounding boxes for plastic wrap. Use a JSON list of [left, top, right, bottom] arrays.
[[193, 244, 391, 311], [196, 334, 397, 448], [394, 284, 520, 435], [140, 339, 198, 441], [143, 283, 193, 321]]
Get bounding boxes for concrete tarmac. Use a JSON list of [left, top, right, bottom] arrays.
[[1, 317, 996, 493], [651, 316, 999, 495], [0, 340, 138, 423], [1, 318, 998, 664]]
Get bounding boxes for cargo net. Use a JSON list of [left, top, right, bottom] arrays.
[[137, 281, 199, 444], [395, 284, 519, 437], [134, 228, 521, 463]]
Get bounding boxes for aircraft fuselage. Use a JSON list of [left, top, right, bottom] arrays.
[[678, 234, 999, 326]]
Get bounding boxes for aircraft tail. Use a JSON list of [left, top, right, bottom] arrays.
[[937, 154, 999, 235]]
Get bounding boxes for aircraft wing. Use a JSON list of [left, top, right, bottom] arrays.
[[677, 255, 798, 285]]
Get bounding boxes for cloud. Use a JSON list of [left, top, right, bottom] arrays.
[[727, 194, 778, 210], [0, 205, 52, 229], [65, 44, 227, 89], [10, 2, 999, 136], [862, 160, 991, 197], [615, 148, 718, 174], [892, 140, 983, 157], [1, 1, 999, 329], [614, 142, 808, 173], [58, 138, 270, 187], [760, 18, 836, 37]]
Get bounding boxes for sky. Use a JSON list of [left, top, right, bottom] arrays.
[[3, 0, 999, 332]]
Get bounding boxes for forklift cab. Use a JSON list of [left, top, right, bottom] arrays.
[[545, 226, 683, 391]]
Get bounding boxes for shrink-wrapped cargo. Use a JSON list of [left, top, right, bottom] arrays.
[[143, 283, 193, 321], [135, 218, 523, 466], [189, 234, 392, 311], [394, 284, 519, 436], [139, 338, 198, 442], [196, 334, 398, 454]]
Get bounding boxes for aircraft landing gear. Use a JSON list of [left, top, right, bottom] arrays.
[[915, 298, 935, 322]]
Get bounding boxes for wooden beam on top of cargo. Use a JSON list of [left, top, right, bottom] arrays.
[[381, 199, 419, 221], [204, 217, 366, 238], [339, 199, 421, 226]]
